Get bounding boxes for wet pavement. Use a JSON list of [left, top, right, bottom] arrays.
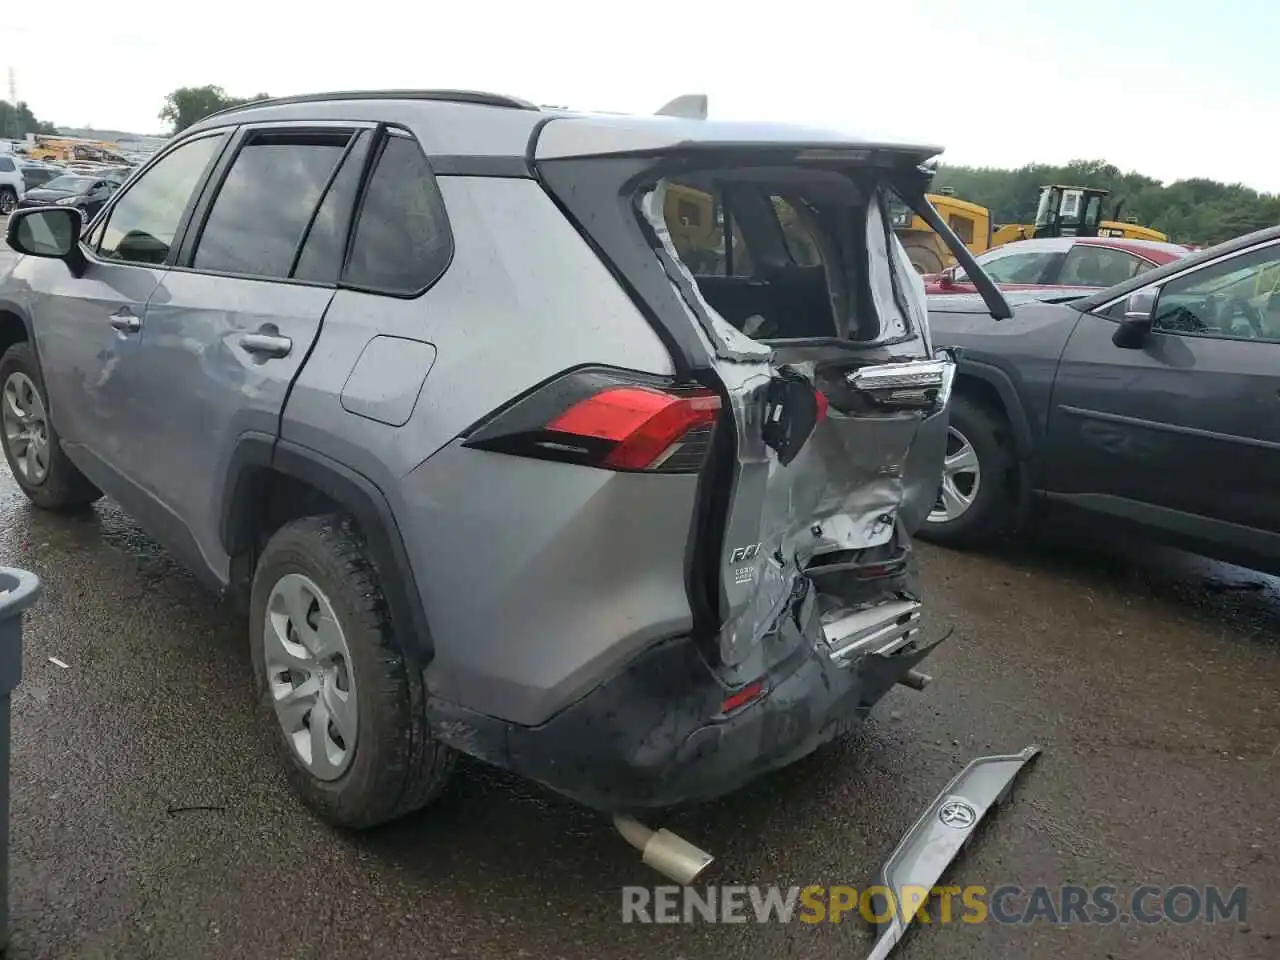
[[1, 239, 1278, 958], [0, 475, 1275, 960]]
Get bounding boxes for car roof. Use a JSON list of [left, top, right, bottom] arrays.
[[1072, 224, 1280, 312], [186, 89, 945, 163], [1074, 237, 1191, 261], [978, 235, 1190, 263]]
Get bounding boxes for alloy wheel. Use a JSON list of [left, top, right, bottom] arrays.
[[928, 426, 982, 524], [263, 573, 358, 781], [2, 371, 51, 484]]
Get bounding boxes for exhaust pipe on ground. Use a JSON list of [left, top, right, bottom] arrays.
[[898, 668, 932, 690], [613, 815, 715, 885]]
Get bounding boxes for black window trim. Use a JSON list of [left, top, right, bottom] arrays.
[[336, 123, 456, 300], [170, 119, 372, 288], [287, 129, 367, 279], [80, 129, 232, 269]]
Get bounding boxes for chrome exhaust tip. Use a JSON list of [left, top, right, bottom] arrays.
[[614, 814, 715, 885]]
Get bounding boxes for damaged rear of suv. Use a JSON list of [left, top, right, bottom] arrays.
[[0, 91, 1009, 859], [438, 108, 1012, 812]]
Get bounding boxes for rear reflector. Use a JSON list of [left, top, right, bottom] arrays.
[[463, 368, 723, 474]]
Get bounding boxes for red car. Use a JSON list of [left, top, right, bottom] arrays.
[[923, 236, 1192, 295]]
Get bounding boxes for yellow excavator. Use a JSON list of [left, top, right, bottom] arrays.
[[989, 184, 1168, 246], [893, 184, 1168, 273], [892, 189, 993, 273]]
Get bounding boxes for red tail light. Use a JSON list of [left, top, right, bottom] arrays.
[[719, 680, 764, 714], [463, 368, 722, 474], [548, 387, 720, 470]]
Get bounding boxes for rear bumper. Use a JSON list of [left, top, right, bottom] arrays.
[[426, 605, 943, 812]]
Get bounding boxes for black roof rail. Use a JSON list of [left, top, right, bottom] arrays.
[[201, 89, 539, 123]]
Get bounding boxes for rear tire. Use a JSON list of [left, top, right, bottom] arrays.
[[918, 395, 1016, 546], [903, 242, 943, 274], [0, 187, 16, 216], [250, 514, 455, 829], [0, 342, 102, 511]]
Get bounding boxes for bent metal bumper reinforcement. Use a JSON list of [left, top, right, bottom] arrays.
[[823, 600, 922, 665], [863, 745, 1042, 960]]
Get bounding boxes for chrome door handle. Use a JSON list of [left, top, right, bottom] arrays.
[[239, 332, 293, 359], [108, 309, 140, 333]]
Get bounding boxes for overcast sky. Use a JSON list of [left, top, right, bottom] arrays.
[[8, 0, 1278, 192]]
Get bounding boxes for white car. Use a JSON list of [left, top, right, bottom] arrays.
[[0, 154, 23, 215]]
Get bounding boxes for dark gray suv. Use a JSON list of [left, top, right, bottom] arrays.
[[0, 90, 1006, 844], [922, 225, 1280, 575]]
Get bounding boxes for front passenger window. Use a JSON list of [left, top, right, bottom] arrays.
[[97, 134, 224, 266], [1153, 245, 1280, 341]]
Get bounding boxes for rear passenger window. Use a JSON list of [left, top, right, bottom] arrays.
[[771, 196, 822, 267], [343, 132, 451, 295], [193, 132, 349, 279], [293, 132, 370, 283]]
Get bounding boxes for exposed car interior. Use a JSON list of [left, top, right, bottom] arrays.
[[662, 169, 911, 343]]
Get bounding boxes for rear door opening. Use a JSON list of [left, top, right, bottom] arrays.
[[534, 127, 976, 683]]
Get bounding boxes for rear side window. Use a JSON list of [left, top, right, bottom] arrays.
[[292, 132, 370, 283], [0, 157, 14, 172], [192, 132, 349, 279], [98, 134, 224, 266], [343, 133, 452, 295], [982, 250, 1062, 284]]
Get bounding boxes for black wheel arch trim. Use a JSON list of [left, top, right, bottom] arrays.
[[0, 300, 49, 417], [0, 299, 36, 353], [220, 434, 434, 662], [953, 358, 1033, 458]]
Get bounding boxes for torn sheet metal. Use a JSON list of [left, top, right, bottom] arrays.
[[864, 745, 1043, 960], [639, 181, 772, 366], [638, 178, 955, 672]]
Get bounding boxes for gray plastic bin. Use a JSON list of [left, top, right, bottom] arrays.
[[0, 567, 39, 953]]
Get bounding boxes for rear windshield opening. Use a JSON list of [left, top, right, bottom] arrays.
[[652, 166, 917, 345]]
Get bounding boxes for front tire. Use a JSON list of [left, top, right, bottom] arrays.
[[250, 514, 455, 829], [0, 342, 102, 511], [918, 395, 1016, 546], [0, 188, 16, 216]]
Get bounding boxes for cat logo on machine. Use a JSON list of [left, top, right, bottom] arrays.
[[729, 543, 761, 564]]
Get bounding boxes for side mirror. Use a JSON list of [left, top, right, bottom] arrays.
[[1112, 288, 1157, 348], [5, 207, 87, 276]]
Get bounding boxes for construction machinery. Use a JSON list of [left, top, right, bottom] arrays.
[[27, 135, 127, 164], [891, 189, 992, 273], [990, 184, 1167, 246]]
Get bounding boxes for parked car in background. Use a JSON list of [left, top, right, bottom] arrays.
[[15, 174, 121, 221], [0, 155, 22, 215], [922, 236, 1190, 295], [18, 162, 68, 190], [0, 90, 1006, 839], [920, 225, 1280, 576]]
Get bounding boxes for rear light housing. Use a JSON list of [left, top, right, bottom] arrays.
[[462, 367, 722, 474]]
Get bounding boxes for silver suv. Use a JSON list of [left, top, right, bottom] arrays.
[[0, 91, 1005, 834]]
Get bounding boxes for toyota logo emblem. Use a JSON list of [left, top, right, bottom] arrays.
[[938, 799, 977, 829]]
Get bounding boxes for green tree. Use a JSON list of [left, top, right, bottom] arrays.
[[932, 159, 1279, 246], [159, 85, 271, 133], [0, 100, 58, 139]]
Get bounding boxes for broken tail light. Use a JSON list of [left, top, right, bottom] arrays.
[[463, 367, 722, 474]]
